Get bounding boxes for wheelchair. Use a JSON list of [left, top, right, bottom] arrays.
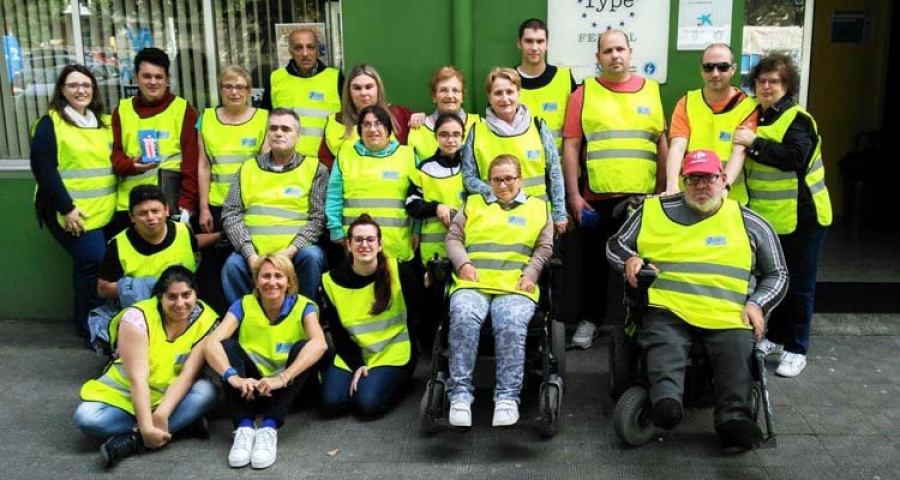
[[608, 267, 776, 448], [419, 257, 566, 437]]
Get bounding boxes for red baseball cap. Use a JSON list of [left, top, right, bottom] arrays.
[[681, 149, 723, 176]]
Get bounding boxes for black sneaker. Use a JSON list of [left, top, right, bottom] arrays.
[[716, 419, 763, 451], [185, 415, 210, 440], [100, 431, 145, 468], [651, 398, 683, 430]]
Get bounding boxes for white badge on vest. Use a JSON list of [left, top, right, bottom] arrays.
[[309, 91, 325, 102], [241, 138, 258, 147], [383, 171, 399, 180], [637, 106, 651, 115], [526, 150, 540, 160], [284, 187, 304, 196], [705, 235, 727, 246], [174, 353, 188, 364], [542, 102, 558, 112], [508, 215, 526, 227], [276, 342, 293, 354], [718, 131, 732, 141]]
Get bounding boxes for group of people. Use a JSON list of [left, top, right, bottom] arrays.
[[29, 16, 831, 468]]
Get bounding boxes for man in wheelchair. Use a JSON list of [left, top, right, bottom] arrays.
[[607, 150, 788, 449]]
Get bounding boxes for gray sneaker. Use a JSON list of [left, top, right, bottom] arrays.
[[571, 320, 598, 349]]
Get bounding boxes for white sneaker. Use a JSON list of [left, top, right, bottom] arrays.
[[776, 352, 807, 378], [757, 338, 784, 356], [250, 427, 277, 469], [492, 400, 519, 427], [448, 401, 472, 427], [228, 427, 255, 468], [572, 320, 598, 349]]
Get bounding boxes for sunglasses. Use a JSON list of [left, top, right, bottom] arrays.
[[702, 62, 733, 73]]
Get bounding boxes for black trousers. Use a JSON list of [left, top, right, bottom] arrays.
[[222, 338, 313, 427]]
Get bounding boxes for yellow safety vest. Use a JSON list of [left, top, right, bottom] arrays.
[[324, 113, 399, 157], [239, 155, 320, 255], [115, 96, 188, 211], [519, 66, 572, 151], [582, 78, 663, 194], [80, 297, 217, 414], [115, 222, 197, 278], [200, 108, 268, 207], [450, 194, 547, 303], [685, 89, 758, 205], [407, 113, 480, 163], [338, 143, 416, 261], [637, 197, 752, 329], [322, 258, 410, 371], [746, 105, 832, 234], [472, 119, 548, 201], [412, 164, 466, 266], [237, 294, 313, 376], [270, 67, 341, 157], [48, 111, 116, 231]]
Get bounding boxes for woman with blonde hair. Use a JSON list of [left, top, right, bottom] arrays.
[[206, 254, 327, 469]]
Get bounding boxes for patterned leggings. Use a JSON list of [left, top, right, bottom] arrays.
[[447, 289, 536, 404]]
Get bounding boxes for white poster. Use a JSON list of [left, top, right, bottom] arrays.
[[548, 0, 671, 84], [274, 23, 329, 67], [676, 0, 732, 50]]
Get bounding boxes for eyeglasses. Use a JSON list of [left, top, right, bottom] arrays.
[[351, 236, 378, 245], [683, 174, 721, 186], [361, 121, 385, 130], [221, 84, 250, 92], [755, 78, 782, 87], [490, 175, 519, 185], [436, 87, 461, 96], [701, 62, 733, 73], [64, 82, 92, 91], [437, 131, 463, 140]]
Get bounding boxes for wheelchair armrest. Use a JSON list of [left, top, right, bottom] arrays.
[[636, 266, 657, 289]]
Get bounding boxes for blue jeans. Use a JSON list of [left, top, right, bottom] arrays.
[[447, 289, 535, 404], [320, 363, 412, 417], [767, 225, 827, 355], [73, 379, 217, 439], [46, 219, 106, 337], [221, 245, 326, 306]]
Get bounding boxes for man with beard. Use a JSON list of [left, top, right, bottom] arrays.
[[606, 149, 787, 450]]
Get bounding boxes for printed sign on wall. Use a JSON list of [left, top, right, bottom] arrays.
[[548, 0, 671, 84], [676, 0, 733, 50]]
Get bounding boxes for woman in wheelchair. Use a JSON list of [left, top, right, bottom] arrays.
[[319, 214, 419, 417], [444, 154, 554, 427]]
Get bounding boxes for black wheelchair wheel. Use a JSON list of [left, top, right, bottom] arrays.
[[750, 383, 761, 423], [419, 379, 446, 433], [609, 326, 637, 401], [536, 382, 562, 438], [613, 385, 658, 446], [551, 319, 567, 378]]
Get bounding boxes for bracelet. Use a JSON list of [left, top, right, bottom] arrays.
[[221, 367, 238, 383], [279, 372, 291, 387]]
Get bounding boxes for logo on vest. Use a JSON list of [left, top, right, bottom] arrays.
[[309, 91, 325, 102], [382, 171, 399, 180], [174, 353, 188, 364], [718, 131, 732, 141], [284, 187, 303, 196], [542, 102, 558, 112], [526, 150, 540, 160], [157, 131, 171, 140], [705, 235, 727, 246], [637, 106, 651, 115], [241, 137, 258, 147], [508, 215, 526, 226], [137, 130, 160, 163], [275, 342, 294, 354]]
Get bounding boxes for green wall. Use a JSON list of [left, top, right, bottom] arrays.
[[0, 175, 73, 319], [1, 0, 745, 319], [342, 0, 745, 116]]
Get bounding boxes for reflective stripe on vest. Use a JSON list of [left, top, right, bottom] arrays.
[[582, 78, 663, 194], [338, 143, 416, 261], [270, 67, 341, 157], [745, 105, 832, 234], [321, 257, 410, 371], [685, 89, 758, 205], [240, 155, 319, 255], [80, 298, 217, 414], [237, 294, 312, 377], [408, 113, 480, 162], [637, 197, 753, 329], [49, 111, 116, 230], [116, 96, 188, 211], [115, 222, 197, 278], [519, 67, 572, 151], [200, 107, 268, 207], [472, 119, 548, 201], [450, 194, 546, 302]]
